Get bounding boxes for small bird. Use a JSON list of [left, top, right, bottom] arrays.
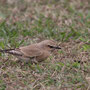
[[0, 40, 61, 62]]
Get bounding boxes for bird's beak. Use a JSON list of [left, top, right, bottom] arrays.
[[48, 45, 61, 49], [53, 46, 61, 49]]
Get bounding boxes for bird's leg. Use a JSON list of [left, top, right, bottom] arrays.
[[30, 57, 38, 64]]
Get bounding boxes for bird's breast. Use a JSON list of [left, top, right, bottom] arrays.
[[36, 50, 50, 62]]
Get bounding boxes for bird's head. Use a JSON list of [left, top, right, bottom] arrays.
[[38, 40, 61, 51]]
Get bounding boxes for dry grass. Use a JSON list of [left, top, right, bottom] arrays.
[[0, 0, 90, 90]]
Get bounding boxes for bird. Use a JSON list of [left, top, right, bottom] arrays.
[[0, 40, 61, 63]]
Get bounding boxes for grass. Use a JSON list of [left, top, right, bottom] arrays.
[[0, 0, 90, 90]]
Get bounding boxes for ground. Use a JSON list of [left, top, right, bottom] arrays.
[[0, 0, 90, 90]]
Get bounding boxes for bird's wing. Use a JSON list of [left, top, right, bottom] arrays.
[[19, 45, 42, 57]]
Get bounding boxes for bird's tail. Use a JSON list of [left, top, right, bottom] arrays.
[[0, 48, 22, 56], [0, 49, 15, 53]]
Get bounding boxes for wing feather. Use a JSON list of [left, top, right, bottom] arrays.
[[19, 44, 42, 57]]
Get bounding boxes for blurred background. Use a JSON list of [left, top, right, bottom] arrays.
[[0, 0, 89, 43], [0, 0, 90, 90]]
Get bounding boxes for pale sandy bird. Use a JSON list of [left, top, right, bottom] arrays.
[[0, 40, 61, 62]]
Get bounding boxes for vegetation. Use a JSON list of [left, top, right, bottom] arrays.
[[0, 0, 90, 89]]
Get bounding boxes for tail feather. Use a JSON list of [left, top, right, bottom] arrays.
[[0, 49, 15, 52], [0, 49, 22, 56]]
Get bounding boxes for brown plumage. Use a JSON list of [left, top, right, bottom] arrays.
[[0, 40, 61, 62]]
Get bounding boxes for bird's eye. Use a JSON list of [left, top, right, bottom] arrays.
[[48, 45, 54, 48]]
